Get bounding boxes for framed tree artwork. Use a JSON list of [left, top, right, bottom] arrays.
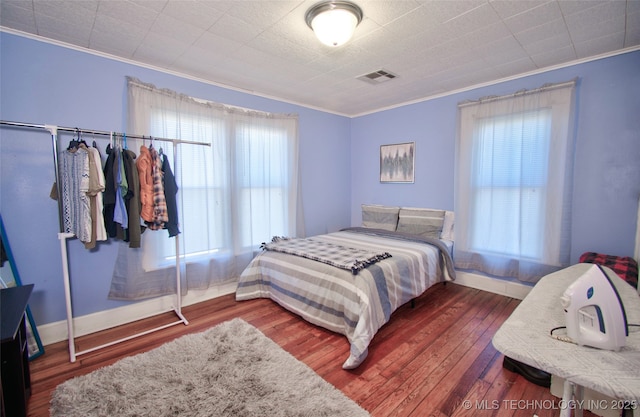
[[380, 142, 415, 183]]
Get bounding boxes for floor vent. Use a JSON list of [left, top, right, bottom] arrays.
[[357, 69, 397, 84]]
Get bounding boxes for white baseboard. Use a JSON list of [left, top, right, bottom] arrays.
[[37, 281, 238, 346], [39, 273, 530, 347], [452, 271, 533, 300]]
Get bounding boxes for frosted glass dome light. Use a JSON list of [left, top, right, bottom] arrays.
[[305, 1, 363, 47]]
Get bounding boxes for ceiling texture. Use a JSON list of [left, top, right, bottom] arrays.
[[1, 0, 639, 116]]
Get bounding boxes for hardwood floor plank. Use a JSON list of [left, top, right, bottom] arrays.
[[434, 298, 514, 415], [437, 342, 504, 416], [405, 293, 511, 416], [25, 284, 596, 417], [450, 378, 495, 417], [364, 290, 500, 415]]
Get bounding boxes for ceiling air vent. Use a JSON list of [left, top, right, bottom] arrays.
[[357, 69, 397, 85]]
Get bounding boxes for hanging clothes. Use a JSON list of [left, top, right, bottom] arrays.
[[147, 146, 168, 230], [60, 147, 91, 243], [103, 143, 118, 238], [161, 153, 180, 237], [102, 140, 145, 248], [136, 144, 154, 223], [121, 147, 142, 248], [82, 143, 107, 249], [113, 146, 129, 230], [88, 144, 108, 243]]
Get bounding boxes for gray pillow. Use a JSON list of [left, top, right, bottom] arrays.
[[396, 208, 445, 238], [361, 204, 400, 231]]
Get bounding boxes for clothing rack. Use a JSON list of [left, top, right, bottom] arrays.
[[0, 120, 210, 362]]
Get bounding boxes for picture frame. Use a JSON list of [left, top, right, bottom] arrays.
[[380, 142, 415, 183]]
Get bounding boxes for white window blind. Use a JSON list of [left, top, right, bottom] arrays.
[[455, 80, 576, 282]]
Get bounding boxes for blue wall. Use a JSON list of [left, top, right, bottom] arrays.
[[0, 33, 352, 325], [351, 50, 640, 265], [2, 31, 639, 330]]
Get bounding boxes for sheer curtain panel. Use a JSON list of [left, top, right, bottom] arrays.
[[109, 77, 302, 300], [454, 80, 577, 282]]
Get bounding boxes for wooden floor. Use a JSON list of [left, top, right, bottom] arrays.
[[27, 283, 594, 417]]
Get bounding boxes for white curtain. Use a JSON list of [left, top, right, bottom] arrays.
[[109, 77, 303, 300], [454, 80, 577, 282]]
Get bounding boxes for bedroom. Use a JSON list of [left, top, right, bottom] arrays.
[[1, 1, 639, 416]]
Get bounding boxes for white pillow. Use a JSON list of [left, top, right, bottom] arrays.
[[441, 210, 455, 241]]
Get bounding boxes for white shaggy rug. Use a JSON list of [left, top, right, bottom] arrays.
[[50, 318, 369, 417]]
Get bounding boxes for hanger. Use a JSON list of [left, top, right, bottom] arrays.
[[67, 127, 80, 150], [114, 132, 123, 150], [77, 129, 88, 148], [89, 131, 97, 149]]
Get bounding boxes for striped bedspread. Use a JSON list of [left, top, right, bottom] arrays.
[[236, 227, 455, 369]]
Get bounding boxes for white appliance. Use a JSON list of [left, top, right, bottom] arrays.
[[560, 264, 628, 351]]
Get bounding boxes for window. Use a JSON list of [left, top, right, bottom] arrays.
[[146, 110, 298, 267], [147, 112, 225, 266], [116, 77, 301, 297], [470, 109, 551, 259], [235, 123, 291, 249], [455, 81, 576, 282]]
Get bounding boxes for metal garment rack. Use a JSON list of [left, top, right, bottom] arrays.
[[1, 120, 209, 362]]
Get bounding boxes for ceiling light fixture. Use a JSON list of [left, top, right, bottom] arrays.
[[305, 1, 363, 47]]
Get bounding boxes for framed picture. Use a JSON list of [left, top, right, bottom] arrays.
[[380, 142, 415, 183]]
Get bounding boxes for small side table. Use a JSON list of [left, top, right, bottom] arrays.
[[1, 284, 34, 417]]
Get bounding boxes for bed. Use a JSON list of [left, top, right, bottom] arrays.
[[235, 205, 456, 369]]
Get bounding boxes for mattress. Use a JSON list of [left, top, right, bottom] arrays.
[[236, 227, 455, 369]]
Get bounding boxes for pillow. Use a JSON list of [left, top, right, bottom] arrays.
[[396, 207, 445, 239], [361, 204, 400, 231], [441, 210, 455, 241]]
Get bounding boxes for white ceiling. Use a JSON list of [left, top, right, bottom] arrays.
[[1, 0, 639, 116]]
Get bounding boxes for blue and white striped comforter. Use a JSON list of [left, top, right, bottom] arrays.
[[236, 228, 455, 369]]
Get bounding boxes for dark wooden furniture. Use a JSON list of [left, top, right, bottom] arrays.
[[1, 284, 34, 417]]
